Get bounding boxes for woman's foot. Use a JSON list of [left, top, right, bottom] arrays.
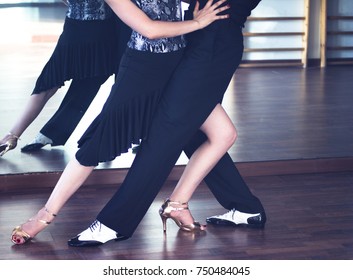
[[0, 132, 19, 156], [159, 199, 206, 233], [11, 207, 57, 245]]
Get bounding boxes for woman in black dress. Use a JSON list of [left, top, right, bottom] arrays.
[[0, 0, 126, 156]]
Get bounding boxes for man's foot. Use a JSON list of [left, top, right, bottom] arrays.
[[131, 144, 140, 154], [67, 220, 129, 247], [206, 209, 266, 228], [21, 133, 53, 152]]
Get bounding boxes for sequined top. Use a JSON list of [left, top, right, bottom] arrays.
[[66, 0, 113, 20], [127, 0, 186, 53]]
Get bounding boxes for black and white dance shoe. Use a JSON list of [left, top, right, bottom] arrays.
[[206, 209, 266, 228], [21, 133, 53, 152], [67, 220, 128, 247], [131, 144, 140, 154]]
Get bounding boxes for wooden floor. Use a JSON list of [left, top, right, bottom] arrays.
[[0, 4, 353, 261], [1, 171, 353, 260]]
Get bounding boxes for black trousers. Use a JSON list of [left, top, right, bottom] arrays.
[[97, 18, 265, 237], [40, 75, 109, 146]]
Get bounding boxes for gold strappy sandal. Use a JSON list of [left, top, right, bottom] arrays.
[[0, 132, 20, 156], [11, 207, 57, 245], [159, 199, 205, 233]]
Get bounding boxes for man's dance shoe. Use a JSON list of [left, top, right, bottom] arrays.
[[67, 220, 128, 247], [21, 133, 53, 152], [206, 209, 266, 228]]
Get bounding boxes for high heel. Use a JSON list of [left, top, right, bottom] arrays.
[[159, 199, 205, 233], [0, 132, 20, 156], [11, 207, 57, 245]]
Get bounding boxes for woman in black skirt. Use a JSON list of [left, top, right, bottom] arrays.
[[0, 0, 127, 156], [10, 0, 229, 245]]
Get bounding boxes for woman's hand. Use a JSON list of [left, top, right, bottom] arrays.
[[106, 0, 230, 40], [193, 0, 230, 29]]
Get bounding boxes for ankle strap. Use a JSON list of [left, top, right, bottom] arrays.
[[28, 207, 57, 225], [7, 132, 20, 140], [165, 199, 189, 211], [44, 207, 57, 217]]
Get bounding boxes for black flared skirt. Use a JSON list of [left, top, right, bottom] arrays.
[[76, 48, 184, 166], [32, 16, 121, 94]]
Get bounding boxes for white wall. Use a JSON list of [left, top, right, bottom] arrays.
[[326, 0, 353, 59], [2, 0, 352, 62], [0, 0, 58, 4], [242, 0, 352, 61], [243, 0, 307, 61]]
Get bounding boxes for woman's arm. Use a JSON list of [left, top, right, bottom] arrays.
[[105, 0, 229, 39]]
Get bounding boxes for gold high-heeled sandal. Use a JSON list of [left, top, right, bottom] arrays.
[[0, 132, 20, 156], [159, 199, 205, 233], [11, 207, 57, 245]]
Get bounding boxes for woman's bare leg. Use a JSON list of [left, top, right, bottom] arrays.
[[15, 158, 94, 239], [1, 87, 58, 144], [167, 104, 237, 227]]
